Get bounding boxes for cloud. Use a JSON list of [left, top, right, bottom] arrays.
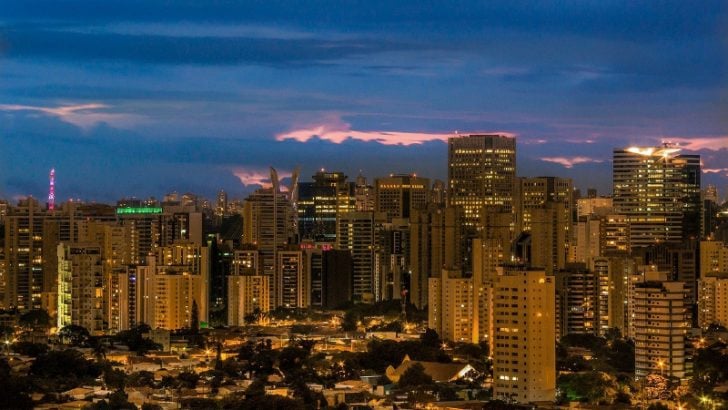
[[703, 168, 728, 174], [540, 156, 604, 168], [231, 167, 291, 189], [661, 136, 728, 151], [0, 103, 142, 129], [276, 116, 501, 146]]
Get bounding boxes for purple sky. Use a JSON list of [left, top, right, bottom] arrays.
[[1, 1, 727, 203]]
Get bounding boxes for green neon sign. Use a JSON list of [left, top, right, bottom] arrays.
[[116, 206, 163, 215]]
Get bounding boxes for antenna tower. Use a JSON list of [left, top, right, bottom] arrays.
[[48, 168, 55, 211]]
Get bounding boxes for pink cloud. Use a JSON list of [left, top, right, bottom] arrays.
[[275, 116, 515, 146], [660, 136, 728, 151], [231, 167, 291, 189], [540, 156, 604, 168], [703, 168, 728, 174], [0, 103, 143, 129]]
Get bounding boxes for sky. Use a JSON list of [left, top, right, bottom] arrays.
[[1, 1, 727, 203]]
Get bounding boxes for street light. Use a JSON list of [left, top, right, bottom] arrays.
[[656, 359, 665, 377]]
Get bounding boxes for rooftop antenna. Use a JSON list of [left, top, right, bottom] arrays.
[[48, 168, 56, 211]]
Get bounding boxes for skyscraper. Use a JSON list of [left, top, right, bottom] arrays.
[[448, 134, 516, 229], [297, 171, 355, 242], [336, 212, 377, 301], [374, 174, 430, 222], [612, 144, 701, 249]]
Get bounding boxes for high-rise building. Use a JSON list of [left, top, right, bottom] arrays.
[[227, 274, 269, 326], [317, 249, 353, 309], [136, 242, 209, 330], [613, 144, 701, 248], [409, 206, 463, 308], [525, 202, 569, 275], [492, 266, 556, 403], [275, 248, 310, 308], [448, 134, 516, 229], [556, 263, 598, 337], [243, 184, 296, 309], [355, 174, 375, 212], [698, 273, 728, 329], [4, 197, 47, 310], [701, 240, 728, 277], [374, 219, 409, 301], [57, 243, 104, 334], [374, 174, 430, 222], [515, 176, 573, 234], [631, 269, 690, 380], [336, 212, 377, 301], [215, 190, 228, 218], [297, 171, 355, 242]]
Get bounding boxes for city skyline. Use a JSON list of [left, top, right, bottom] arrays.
[[1, 1, 727, 202]]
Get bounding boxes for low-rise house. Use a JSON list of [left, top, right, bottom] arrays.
[[385, 355, 475, 383]]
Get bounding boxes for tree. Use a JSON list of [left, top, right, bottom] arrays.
[[59, 324, 91, 347], [420, 328, 441, 349], [177, 371, 200, 389], [341, 310, 359, 331], [141, 404, 164, 410], [11, 341, 48, 357], [190, 300, 200, 334], [398, 363, 433, 389], [19, 309, 51, 330]]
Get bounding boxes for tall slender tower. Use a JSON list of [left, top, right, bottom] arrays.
[[48, 168, 56, 211]]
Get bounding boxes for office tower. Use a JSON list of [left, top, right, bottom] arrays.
[[374, 219, 409, 301], [318, 249, 353, 309], [603, 214, 629, 254], [227, 274, 270, 326], [613, 144, 701, 248], [636, 243, 699, 314], [355, 174, 375, 212], [556, 263, 598, 337], [336, 212, 377, 301], [243, 183, 296, 309], [297, 171, 355, 242], [515, 176, 573, 234], [57, 243, 104, 334], [448, 134, 516, 228], [374, 174, 430, 222], [276, 248, 310, 308], [631, 269, 689, 380], [493, 266, 556, 403], [409, 206, 463, 308], [136, 242, 209, 330], [576, 196, 613, 219], [215, 190, 228, 218]]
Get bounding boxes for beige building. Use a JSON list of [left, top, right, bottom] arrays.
[[515, 176, 573, 234], [630, 268, 689, 380], [492, 267, 556, 403], [136, 242, 209, 330], [276, 248, 310, 308], [227, 274, 270, 326], [698, 273, 728, 329], [700, 240, 728, 277], [576, 196, 613, 218], [409, 206, 463, 308], [57, 243, 104, 334]]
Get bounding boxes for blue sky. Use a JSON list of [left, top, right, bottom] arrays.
[[1, 1, 727, 202]]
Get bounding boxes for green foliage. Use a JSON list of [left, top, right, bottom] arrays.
[[59, 324, 91, 346], [19, 309, 51, 328], [557, 371, 618, 404], [341, 310, 359, 331], [114, 324, 161, 355], [126, 370, 155, 387], [104, 368, 127, 390], [30, 349, 104, 392], [141, 404, 164, 410], [691, 346, 728, 395], [359, 339, 450, 373], [11, 341, 48, 357], [177, 371, 200, 389], [420, 328, 441, 348], [220, 394, 307, 410], [0, 358, 33, 410], [181, 398, 217, 409], [398, 362, 434, 389], [647, 403, 669, 410]]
